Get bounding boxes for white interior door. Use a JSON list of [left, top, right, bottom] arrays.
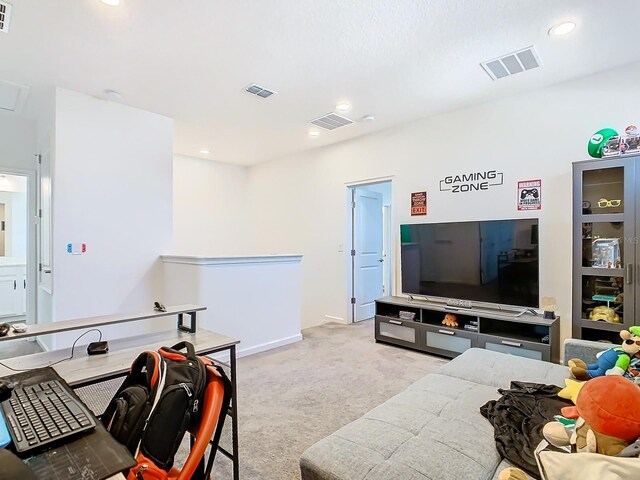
[[353, 188, 383, 322]]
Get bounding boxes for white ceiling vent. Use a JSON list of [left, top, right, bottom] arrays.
[[244, 84, 276, 98], [0, 2, 12, 33], [0, 80, 30, 113], [481, 46, 542, 80], [310, 113, 354, 130]]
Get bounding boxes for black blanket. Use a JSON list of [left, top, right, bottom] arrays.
[[480, 381, 572, 479]]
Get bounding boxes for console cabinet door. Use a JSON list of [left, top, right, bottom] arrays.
[[477, 333, 549, 362], [375, 316, 423, 349], [423, 324, 477, 357]]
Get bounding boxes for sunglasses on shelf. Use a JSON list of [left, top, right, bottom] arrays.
[[597, 198, 622, 208]]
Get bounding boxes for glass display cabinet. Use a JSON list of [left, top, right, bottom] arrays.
[[573, 156, 639, 342]]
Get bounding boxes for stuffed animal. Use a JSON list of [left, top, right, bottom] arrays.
[[568, 326, 640, 380], [441, 313, 458, 328], [544, 375, 640, 456], [499, 376, 640, 480]]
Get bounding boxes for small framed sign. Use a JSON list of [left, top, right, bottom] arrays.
[[411, 191, 427, 216], [517, 179, 541, 211]]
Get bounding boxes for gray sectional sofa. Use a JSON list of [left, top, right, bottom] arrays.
[[300, 340, 608, 480]]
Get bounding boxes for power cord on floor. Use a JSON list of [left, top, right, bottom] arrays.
[[0, 328, 103, 372]]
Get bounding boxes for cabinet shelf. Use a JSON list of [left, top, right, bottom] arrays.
[[580, 319, 627, 332]]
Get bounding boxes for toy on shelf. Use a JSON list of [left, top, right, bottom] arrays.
[[589, 125, 640, 158], [591, 237, 620, 267], [568, 327, 640, 380], [589, 305, 621, 323], [588, 128, 618, 158], [441, 313, 458, 328]]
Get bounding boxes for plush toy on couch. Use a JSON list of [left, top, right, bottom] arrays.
[[567, 326, 640, 381], [498, 375, 640, 480]]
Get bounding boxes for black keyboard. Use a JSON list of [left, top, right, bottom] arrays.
[[1, 379, 96, 453]]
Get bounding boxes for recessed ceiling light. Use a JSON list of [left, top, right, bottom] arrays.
[[308, 130, 321, 138], [549, 21, 576, 36], [199, 149, 210, 155], [335, 102, 351, 112], [100, 0, 121, 5]]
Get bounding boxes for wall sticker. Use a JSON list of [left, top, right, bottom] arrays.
[[411, 191, 427, 216], [439, 170, 504, 193], [517, 179, 542, 211]]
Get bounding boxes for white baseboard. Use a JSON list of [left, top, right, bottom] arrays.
[[209, 334, 303, 363], [324, 315, 345, 323]]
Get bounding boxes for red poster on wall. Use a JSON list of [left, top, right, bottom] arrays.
[[411, 191, 427, 215], [517, 179, 541, 210]]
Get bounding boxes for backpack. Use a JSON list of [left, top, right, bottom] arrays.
[[101, 341, 229, 478]]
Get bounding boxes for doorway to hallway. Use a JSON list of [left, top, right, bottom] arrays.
[[348, 180, 392, 323], [0, 173, 30, 323]]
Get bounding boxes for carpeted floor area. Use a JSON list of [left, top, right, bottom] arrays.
[[201, 319, 448, 480], [77, 319, 448, 480], [0, 338, 42, 360]]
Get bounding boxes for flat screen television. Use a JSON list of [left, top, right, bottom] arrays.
[[400, 219, 539, 308]]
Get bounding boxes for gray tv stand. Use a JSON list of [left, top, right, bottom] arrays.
[[375, 296, 560, 363]]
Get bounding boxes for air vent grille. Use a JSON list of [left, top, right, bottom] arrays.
[[0, 2, 12, 34], [481, 46, 542, 81], [245, 84, 275, 98], [310, 113, 354, 130], [0, 80, 30, 113]]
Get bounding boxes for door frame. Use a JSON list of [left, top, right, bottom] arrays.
[[0, 166, 37, 325], [345, 177, 393, 323]]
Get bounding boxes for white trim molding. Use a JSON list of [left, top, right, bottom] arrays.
[[160, 254, 303, 266]]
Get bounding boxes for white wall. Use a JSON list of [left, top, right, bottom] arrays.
[[52, 89, 173, 345], [245, 61, 640, 340], [173, 155, 249, 255]]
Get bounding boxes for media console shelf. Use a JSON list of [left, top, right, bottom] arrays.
[[375, 296, 560, 363]]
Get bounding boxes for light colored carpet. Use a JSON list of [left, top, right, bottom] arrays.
[[77, 319, 449, 480], [0, 338, 42, 360]]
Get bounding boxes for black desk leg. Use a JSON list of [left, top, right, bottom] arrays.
[[230, 344, 239, 480]]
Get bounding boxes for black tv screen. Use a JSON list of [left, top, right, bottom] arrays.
[[400, 219, 539, 308]]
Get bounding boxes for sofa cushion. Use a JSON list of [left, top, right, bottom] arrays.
[[300, 373, 502, 480], [439, 348, 568, 388]]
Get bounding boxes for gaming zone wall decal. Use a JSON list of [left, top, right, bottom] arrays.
[[439, 170, 504, 194]]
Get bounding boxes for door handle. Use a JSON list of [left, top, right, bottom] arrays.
[[23, 279, 26, 289], [502, 340, 522, 348], [438, 329, 455, 335], [626, 264, 633, 284], [378, 258, 384, 263], [388, 319, 402, 325], [13, 280, 16, 290]]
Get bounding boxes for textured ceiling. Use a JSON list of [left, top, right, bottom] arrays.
[[1, 0, 640, 165]]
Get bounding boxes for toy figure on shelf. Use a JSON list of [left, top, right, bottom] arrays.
[[441, 313, 458, 328]]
